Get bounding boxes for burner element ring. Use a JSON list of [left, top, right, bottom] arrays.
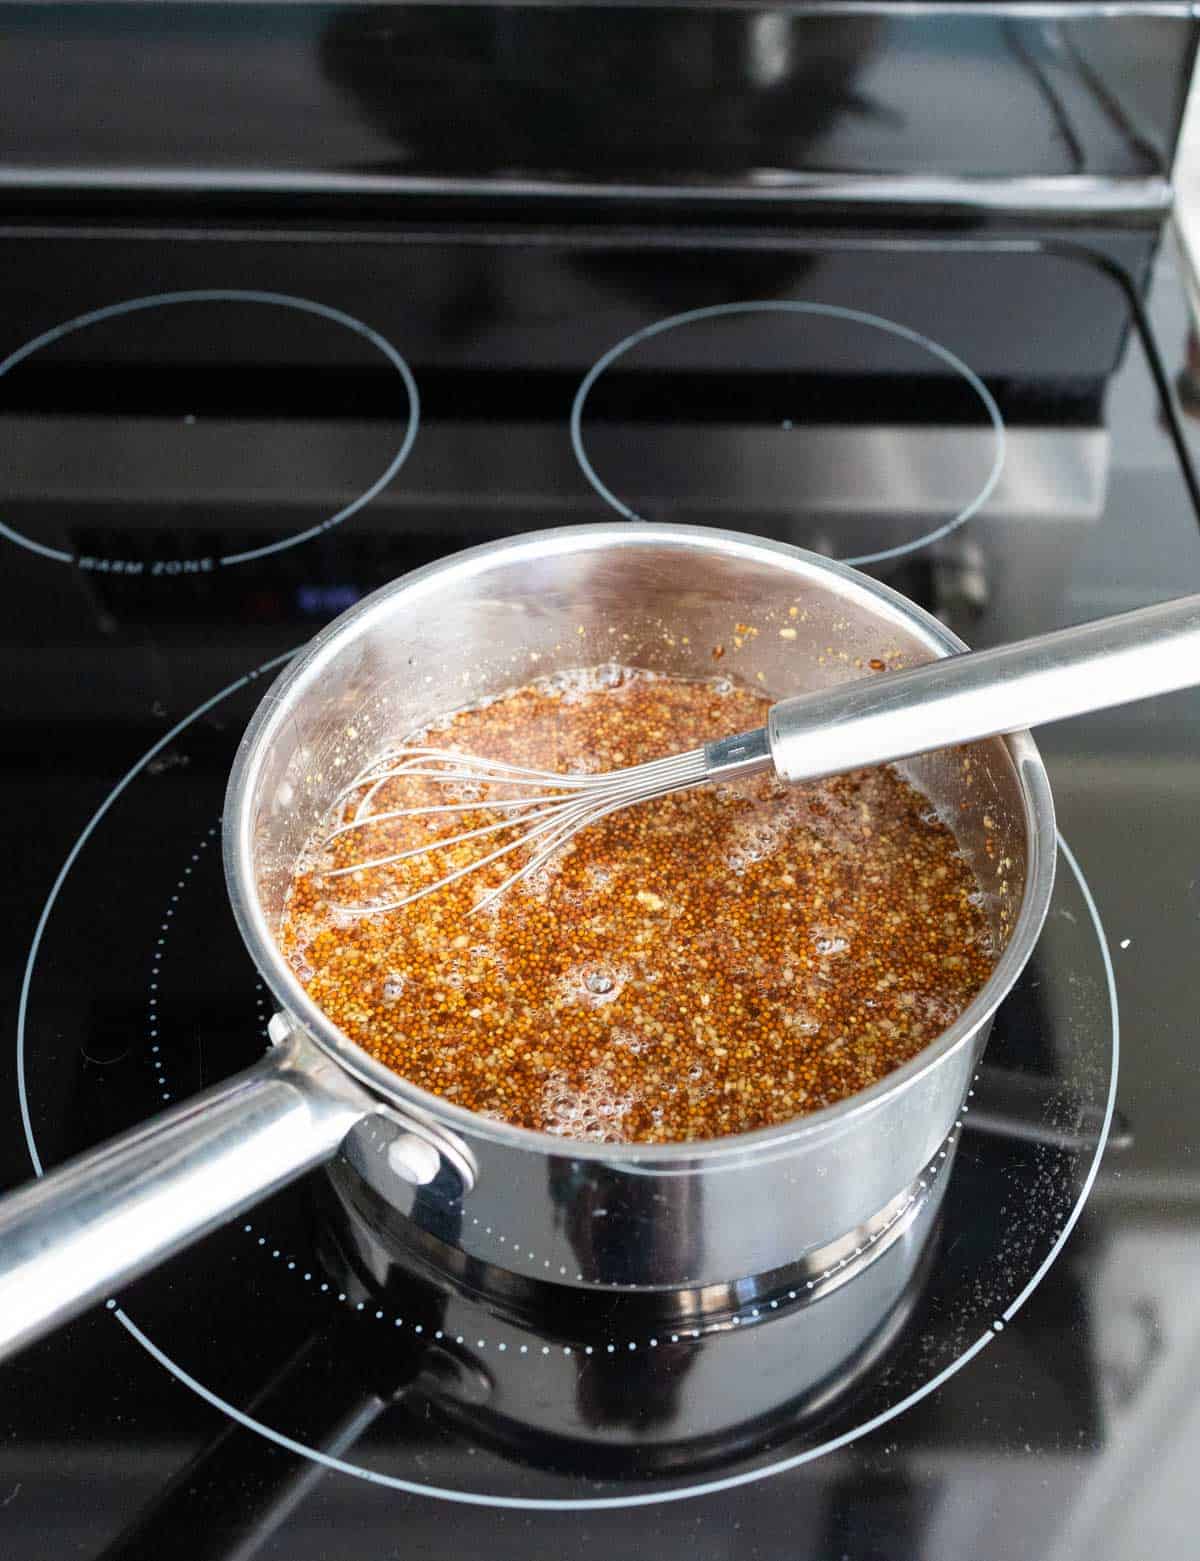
[[0, 288, 419, 573], [570, 299, 1005, 568]]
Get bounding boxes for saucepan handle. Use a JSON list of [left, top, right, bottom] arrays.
[[0, 1026, 371, 1364]]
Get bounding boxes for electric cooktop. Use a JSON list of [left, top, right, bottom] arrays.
[[0, 224, 1196, 1561]]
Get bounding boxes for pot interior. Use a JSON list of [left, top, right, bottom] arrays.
[[239, 527, 1031, 1084]]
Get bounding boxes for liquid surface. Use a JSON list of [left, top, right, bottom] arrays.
[[280, 669, 995, 1144]]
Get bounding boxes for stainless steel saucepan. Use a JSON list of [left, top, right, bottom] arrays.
[[0, 524, 1059, 1362]]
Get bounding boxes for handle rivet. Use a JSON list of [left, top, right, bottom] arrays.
[[267, 1012, 292, 1047], [387, 1133, 441, 1186]]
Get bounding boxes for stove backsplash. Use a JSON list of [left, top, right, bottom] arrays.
[[0, 4, 1194, 216]]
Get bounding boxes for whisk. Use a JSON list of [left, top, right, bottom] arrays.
[[320, 593, 1200, 916]]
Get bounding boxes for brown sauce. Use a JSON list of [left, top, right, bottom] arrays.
[[280, 668, 995, 1144]]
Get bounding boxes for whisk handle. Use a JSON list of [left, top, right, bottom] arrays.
[[767, 592, 1200, 784]]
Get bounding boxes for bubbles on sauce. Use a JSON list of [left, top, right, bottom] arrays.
[[542, 664, 648, 704], [541, 1067, 634, 1142], [382, 971, 406, 1001], [724, 812, 792, 874], [562, 961, 629, 1007]]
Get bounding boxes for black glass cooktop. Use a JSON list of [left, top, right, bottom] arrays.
[[0, 225, 1198, 1561]]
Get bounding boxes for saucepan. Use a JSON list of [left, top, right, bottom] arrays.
[[0, 524, 1055, 1361]]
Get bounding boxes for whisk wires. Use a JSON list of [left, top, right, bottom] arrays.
[[317, 744, 709, 916]]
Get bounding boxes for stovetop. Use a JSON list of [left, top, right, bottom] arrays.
[[0, 222, 1197, 1561]]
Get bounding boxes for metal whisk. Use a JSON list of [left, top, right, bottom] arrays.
[[320, 593, 1200, 916], [321, 741, 716, 914]]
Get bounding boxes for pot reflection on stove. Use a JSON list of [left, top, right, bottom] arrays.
[[100, 1172, 942, 1561], [100, 1153, 942, 1559]]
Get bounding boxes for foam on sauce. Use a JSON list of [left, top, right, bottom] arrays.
[[280, 668, 996, 1144]]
